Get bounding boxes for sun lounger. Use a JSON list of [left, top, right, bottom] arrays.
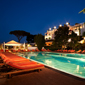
[[12, 50, 17, 52], [63, 50, 67, 53], [32, 49, 36, 52], [27, 49, 31, 52], [35, 49, 40, 52], [41, 49, 47, 51], [56, 49, 62, 52], [16, 49, 21, 52], [5, 49, 9, 52], [0, 49, 4, 52], [82, 50, 85, 53], [22, 49, 27, 52], [47, 49, 51, 52], [0, 52, 44, 78], [76, 50, 82, 53]]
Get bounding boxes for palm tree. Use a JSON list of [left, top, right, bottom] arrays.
[[79, 8, 85, 14]]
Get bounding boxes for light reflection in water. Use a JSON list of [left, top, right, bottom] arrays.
[[45, 60, 52, 65]]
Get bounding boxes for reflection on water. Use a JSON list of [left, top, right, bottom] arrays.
[[76, 65, 79, 73], [45, 60, 52, 65]]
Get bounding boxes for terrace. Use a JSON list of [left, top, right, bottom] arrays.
[[0, 67, 85, 85]]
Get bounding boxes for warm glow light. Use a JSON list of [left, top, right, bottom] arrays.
[[84, 37, 85, 39], [5, 44, 21, 46], [68, 38, 71, 42], [49, 28, 51, 30], [59, 24, 62, 27], [28, 44, 31, 47], [66, 22, 69, 25], [54, 26, 56, 29]]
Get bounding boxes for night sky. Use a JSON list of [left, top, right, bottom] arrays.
[[0, 0, 85, 43]]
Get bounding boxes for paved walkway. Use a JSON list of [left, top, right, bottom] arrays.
[[0, 67, 85, 85]]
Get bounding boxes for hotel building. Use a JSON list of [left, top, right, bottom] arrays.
[[45, 22, 85, 46]]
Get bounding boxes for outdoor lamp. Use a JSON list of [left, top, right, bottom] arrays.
[[84, 37, 85, 39], [68, 38, 71, 42], [66, 22, 69, 25], [54, 26, 56, 29], [59, 24, 62, 27], [49, 28, 51, 30]]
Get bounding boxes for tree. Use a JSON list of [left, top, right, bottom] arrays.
[[34, 34, 45, 50], [54, 25, 69, 49], [79, 8, 85, 14], [67, 31, 83, 49], [9, 30, 30, 42], [82, 31, 85, 37], [26, 34, 36, 43], [67, 31, 78, 49]]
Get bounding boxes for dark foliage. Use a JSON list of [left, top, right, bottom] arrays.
[[9, 30, 30, 42], [34, 34, 45, 50], [54, 25, 69, 49], [26, 34, 36, 43]]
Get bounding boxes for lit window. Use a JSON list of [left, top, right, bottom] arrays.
[[80, 26, 82, 29], [46, 38, 47, 40], [77, 27, 79, 29]]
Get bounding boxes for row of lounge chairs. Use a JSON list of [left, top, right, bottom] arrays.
[[0, 49, 51, 52], [1, 49, 85, 53], [55, 49, 85, 53], [0, 49, 40, 52], [0, 52, 44, 78], [55, 50, 75, 53]]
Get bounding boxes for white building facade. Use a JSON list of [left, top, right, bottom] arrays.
[[45, 28, 57, 40], [44, 27, 57, 46], [68, 22, 85, 36]]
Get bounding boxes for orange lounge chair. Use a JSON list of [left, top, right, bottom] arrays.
[[35, 49, 40, 52], [32, 49, 36, 52], [67, 50, 71, 53], [82, 50, 85, 53], [76, 50, 82, 53], [23, 49, 27, 52], [63, 50, 67, 53], [27, 49, 31, 52], [0, 53, 44, 78], [16, 49, 21, 52], [12, 50, 17, 52], [5, 49, 9, 52], [41, 49, 47, 51], [57, 50, 62, 52], [70, 50, 75, 53], [68, 50, 75, 53], [47, 49, 51, 52], [0, 49, 4, 52]]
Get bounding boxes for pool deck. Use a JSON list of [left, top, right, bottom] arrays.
[[0, 67, 85, 85]]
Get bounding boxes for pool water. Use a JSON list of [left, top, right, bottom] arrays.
[[17, 52, 85, 79]]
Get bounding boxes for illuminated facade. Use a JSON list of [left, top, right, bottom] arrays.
[[68, 22, 85, 36], [44, 22, 85, 46], [45, 28, 57, 46]]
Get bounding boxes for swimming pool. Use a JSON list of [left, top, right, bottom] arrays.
[[17, 52, 85, 79]]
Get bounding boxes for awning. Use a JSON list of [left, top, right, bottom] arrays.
[[5, 40, 21, 46]]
